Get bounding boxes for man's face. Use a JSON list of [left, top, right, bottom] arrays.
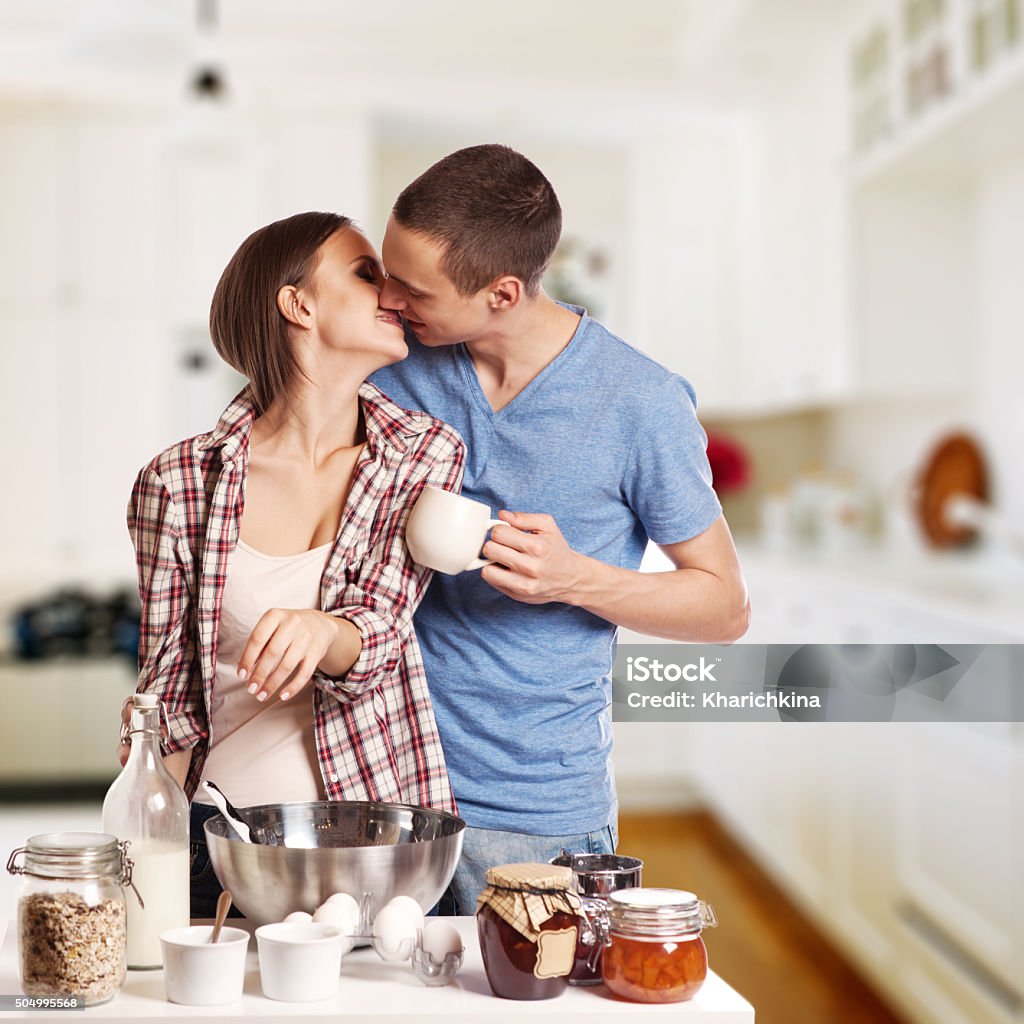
[[379, 216, 491, 347]]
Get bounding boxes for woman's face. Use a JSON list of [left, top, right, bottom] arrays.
[[301, 228, 407, 368]]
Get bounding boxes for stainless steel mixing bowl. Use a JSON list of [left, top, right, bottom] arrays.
[[204, 800, 464, 925]]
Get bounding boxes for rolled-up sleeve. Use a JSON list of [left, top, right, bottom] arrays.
[[315, 428, 465, 703], [128, 466, 207, 753]]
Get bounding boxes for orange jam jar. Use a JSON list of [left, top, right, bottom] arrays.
[[601, 888, 718, 1004]]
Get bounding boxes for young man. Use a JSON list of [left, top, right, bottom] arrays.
[[373, 144, 749, 913]]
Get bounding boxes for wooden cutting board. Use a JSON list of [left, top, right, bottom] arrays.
[[914, 432, 988, 548]]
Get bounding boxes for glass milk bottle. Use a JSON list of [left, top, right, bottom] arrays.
[[102, 694, 189, 969]]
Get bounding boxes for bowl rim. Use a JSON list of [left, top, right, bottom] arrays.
[[202, 798, 466, 844]]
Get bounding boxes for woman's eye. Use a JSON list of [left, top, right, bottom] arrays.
[[356, 265, 377, 282]]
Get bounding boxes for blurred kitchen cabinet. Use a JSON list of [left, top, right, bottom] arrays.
[[0, 658, 135, 783], [894, 724, 1023, 1021], [71, 109, 162, 312], [0, 106, 66, 307], [626, 124, 734, 412], [849, 179, 976, 399], [627, 98, 850, 417]]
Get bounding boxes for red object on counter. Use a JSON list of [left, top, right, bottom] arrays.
[[706, 433, 750, 495]]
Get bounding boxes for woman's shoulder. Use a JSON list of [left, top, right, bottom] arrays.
[[133, 432, 220, 501]]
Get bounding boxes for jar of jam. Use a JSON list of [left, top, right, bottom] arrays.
[[476, 863, 582, 1000], [601, 888, 718, 1004]]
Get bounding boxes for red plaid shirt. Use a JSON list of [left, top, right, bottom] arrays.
[[127, 382, 464, 813]]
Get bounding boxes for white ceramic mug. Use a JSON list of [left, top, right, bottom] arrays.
[[406, 485, 503, 575]]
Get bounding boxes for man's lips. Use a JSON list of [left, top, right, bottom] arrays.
[[405, 317, 426, 331]]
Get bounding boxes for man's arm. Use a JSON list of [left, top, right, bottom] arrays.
[[481, 512, 750, 643]]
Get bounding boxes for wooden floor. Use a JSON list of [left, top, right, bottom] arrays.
[[617, 811, 910, 1024]]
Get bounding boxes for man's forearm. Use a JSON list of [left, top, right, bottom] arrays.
[[565, 554, 750, 643]]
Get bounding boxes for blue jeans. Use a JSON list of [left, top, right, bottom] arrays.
[[436, 822, 618, 916], [189, 803, 245, 920]]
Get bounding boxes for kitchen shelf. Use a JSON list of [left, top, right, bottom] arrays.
[[849, 41, 1024, 186]]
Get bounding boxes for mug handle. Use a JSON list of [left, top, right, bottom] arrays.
[[464, 519, 504, 571]]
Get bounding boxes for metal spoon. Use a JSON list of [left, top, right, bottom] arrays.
[[210, 890, 233, 943], [201, 780, 256, 843]]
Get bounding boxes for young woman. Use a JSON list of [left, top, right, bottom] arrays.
[[122, 212, 464, 915]]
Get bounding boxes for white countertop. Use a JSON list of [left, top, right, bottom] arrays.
[[0, 918, 754, 1022]]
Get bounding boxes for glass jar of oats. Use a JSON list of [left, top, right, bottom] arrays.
[[7, 833, 133, 1006]]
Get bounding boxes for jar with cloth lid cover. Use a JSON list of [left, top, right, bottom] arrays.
[[476, 862, 583, 1000], [601, 887, 718, 1003]]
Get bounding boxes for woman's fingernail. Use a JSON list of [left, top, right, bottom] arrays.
[[257, 691, 268, 702], [238, 667, 247, 680], [280, 692, 290, 701], [247, 683, 258, 695]]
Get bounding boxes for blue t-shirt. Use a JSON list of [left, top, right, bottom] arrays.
[[372, 307, 721, 834]]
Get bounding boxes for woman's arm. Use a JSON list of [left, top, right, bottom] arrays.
[[120, 466, 206, 783], [317, 425, 465, 703]]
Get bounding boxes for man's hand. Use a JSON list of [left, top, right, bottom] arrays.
[[480, 510, 584, 605], [237, 609, 344, 703]]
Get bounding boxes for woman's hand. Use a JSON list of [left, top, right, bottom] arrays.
[[237, 609, 358, 702]]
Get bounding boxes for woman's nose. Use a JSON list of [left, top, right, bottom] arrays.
[[379, 276, 406, 309]]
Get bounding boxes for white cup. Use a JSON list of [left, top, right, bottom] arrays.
[[406, 485, 503, 575], [255, 922, 345, 1002], [160, 925, 249, 1006]]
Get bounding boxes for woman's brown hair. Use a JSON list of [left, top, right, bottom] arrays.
[[209, 211, 352, 414]]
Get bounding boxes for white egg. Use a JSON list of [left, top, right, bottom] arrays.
[[312, 902, 350, 928], [283, 911, 312, 924], [373, 904, 418, 962], [384, 895, 425, 931], [421, 919, 463, 961], [322, 892, 360, 928]]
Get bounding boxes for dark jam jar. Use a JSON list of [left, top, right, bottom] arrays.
[[476, 863, 582, 1000], [601, 888, 718, 1004]]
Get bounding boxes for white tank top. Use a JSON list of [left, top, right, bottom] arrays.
[[193, 538, 333, 808]]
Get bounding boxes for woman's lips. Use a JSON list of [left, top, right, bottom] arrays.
[[376, 312, 403, 328]]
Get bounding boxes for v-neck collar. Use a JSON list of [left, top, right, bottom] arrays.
[[455, 304, 589, 420]]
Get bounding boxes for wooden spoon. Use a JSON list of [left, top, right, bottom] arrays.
[[210, 890, 233, 943]]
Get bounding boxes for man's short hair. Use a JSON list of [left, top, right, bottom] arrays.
[[393, 144, 561, 297]]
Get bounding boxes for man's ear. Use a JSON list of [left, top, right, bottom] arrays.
[[277, 284, 313, 328], [487, 275, 524, 311]]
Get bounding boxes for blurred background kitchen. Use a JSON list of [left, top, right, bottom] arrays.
[[1, 1, 1022, 1021]]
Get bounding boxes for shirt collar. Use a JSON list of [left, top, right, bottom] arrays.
[[197, 381, 432, 463]]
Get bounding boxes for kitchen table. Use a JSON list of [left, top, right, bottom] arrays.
[[0, 918, 754, 1022]]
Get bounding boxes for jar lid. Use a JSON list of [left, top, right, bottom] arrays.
[[607, 887, 717, 938], [485, 862, 574, 893], [9, 832, 126, 881], [549, 852, 643, 896]]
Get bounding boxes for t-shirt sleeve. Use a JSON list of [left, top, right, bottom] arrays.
[[622, 373, 722, 546]]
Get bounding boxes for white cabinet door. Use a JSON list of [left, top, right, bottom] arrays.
[[896, 725, 1022, 1003], [626, 125, 735, 412]]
